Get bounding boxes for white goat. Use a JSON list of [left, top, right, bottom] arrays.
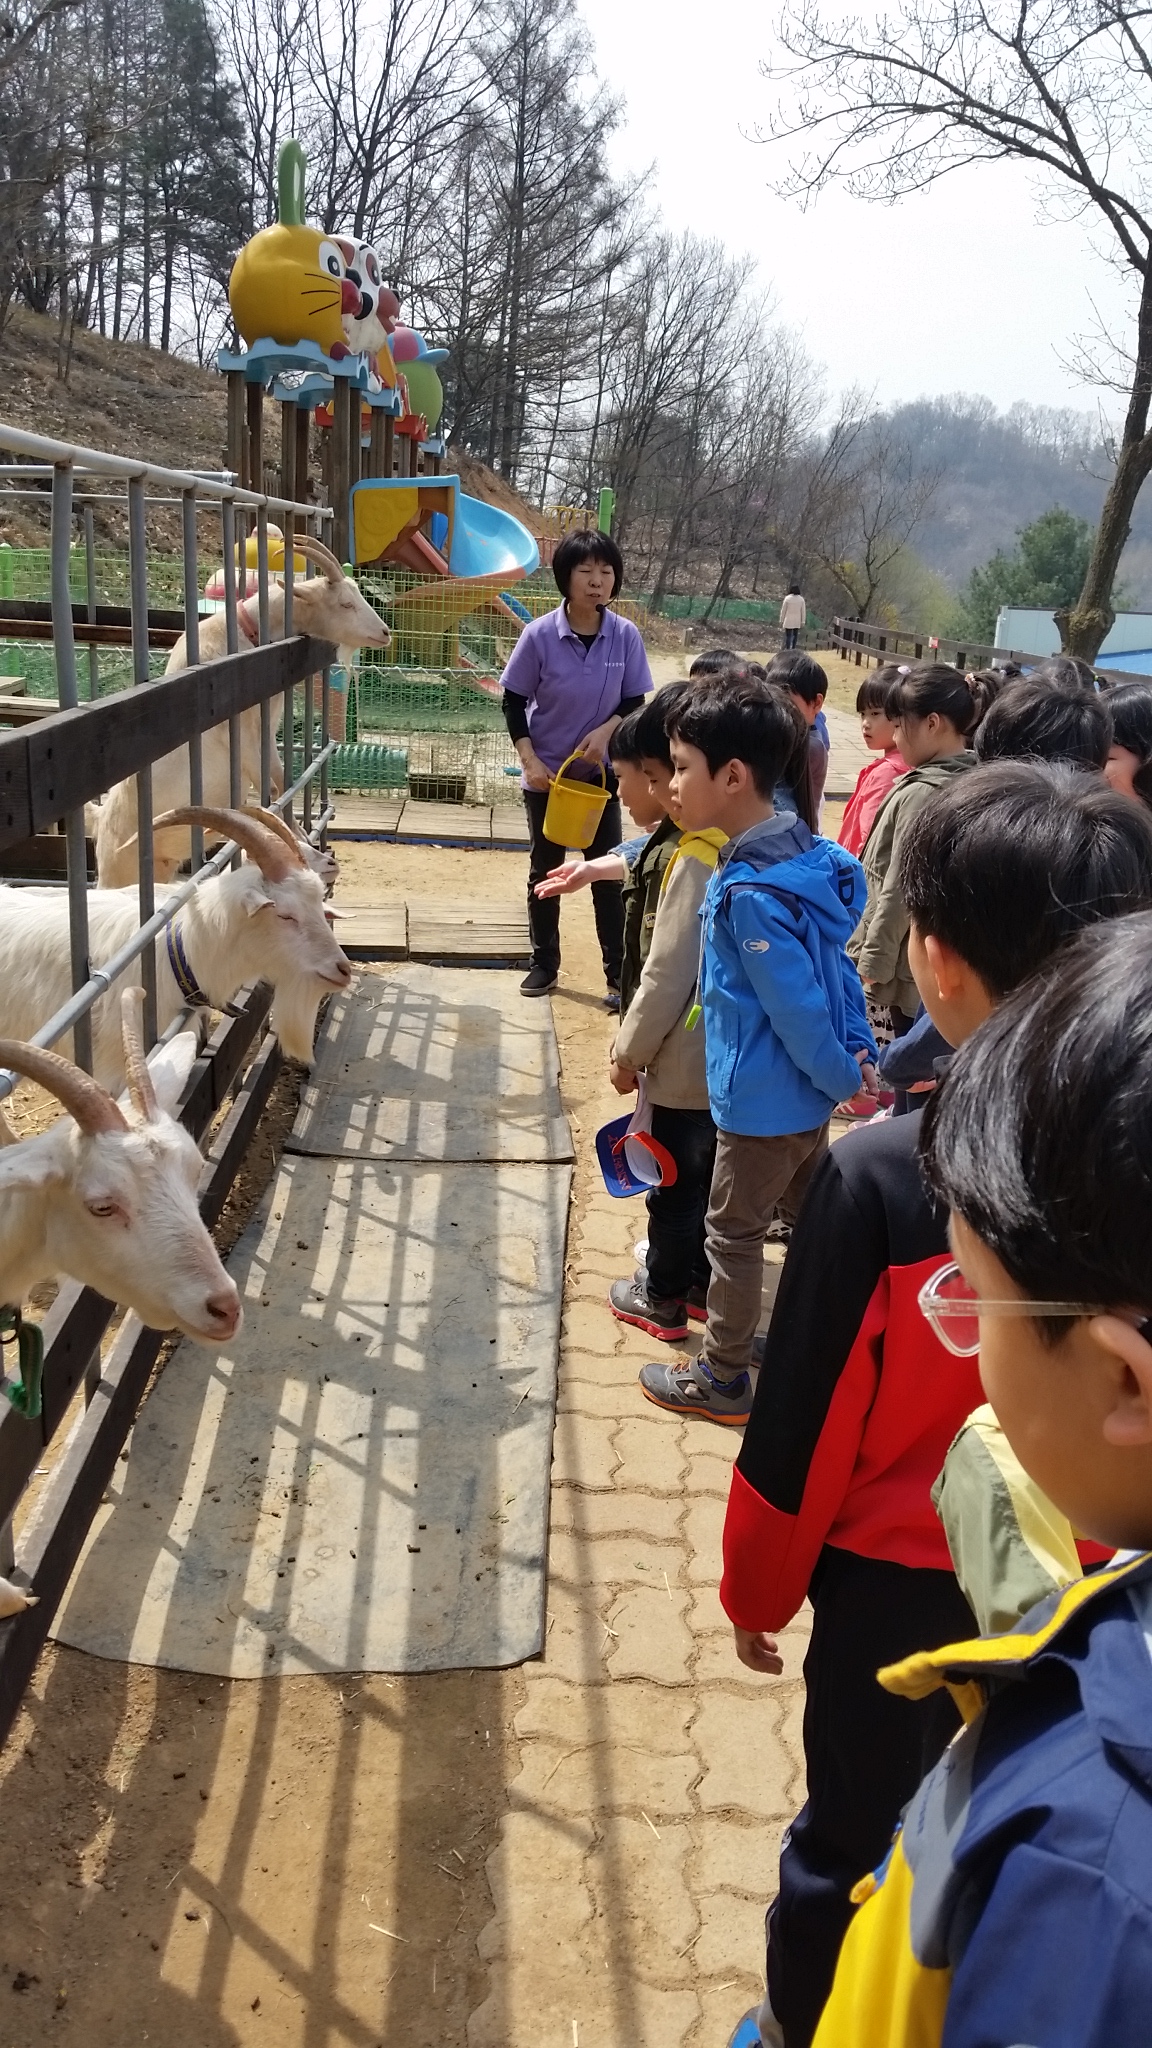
[[0, 992, 241, 1344], [95, 535, 389, 887], [0, 806, 352, 1094]]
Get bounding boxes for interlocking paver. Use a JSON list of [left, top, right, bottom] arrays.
[[693, 1886, 774, 1982], [612, 1413, 688, 1494], [551, 1410, 622, 1488], [585, 1817, 697, 1972], [689, 1814, 781, 1899], [550, 1488, 684, 1541], [694, 1691, 795, 1818], [683, 1495, 726, 1583], [607, 1586, 694, 1684], [558, 1375, 651, 1418], [549, 1531, 683, 1590], [562, 1299, 625, 1351]]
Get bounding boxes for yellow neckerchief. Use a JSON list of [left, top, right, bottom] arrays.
[[660, 827, 727, 893]]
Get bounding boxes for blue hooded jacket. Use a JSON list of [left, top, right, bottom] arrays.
[[700, 815, 874, 1136]]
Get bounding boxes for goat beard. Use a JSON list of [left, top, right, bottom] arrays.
[[269, 976, 328, 1065]]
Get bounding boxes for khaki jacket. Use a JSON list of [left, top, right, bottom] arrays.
[[612, 832, 724, 1109], [848, 752, 975, 1014]]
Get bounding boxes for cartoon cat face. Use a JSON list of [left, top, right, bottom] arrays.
[[229, 227, 359, 355]]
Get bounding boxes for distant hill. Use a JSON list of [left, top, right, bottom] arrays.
[[880, 394, 1152, 606]]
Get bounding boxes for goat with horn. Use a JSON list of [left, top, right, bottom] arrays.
[[94, 534, 390, 887], [0, 807, 352, 1094], [0, 990, 241, 1345]]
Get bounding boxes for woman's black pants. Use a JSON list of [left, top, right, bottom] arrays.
[[522, 788, 624, 984]]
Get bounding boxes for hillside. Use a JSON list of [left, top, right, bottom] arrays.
[[0, 309, 546, 548], [888, 394, 1152, 604]]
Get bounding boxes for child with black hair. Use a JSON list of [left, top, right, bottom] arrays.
[[767, 650, 830, 817], [501, 527, 652, 1004], [973, 674, 1111, 769], [689, 648, 740, 678], [812, 909, 1152, 2048], [848, 664, 977, 1033], [1105, 677, 1152, 808], [637, 675, 876, 1428], [722, 763, 1152, 2048], [875, 674, 1115, 1109], [838, 665, 908, 857], [535, 704, 675, 1003], [604, 692, 728, 1341]]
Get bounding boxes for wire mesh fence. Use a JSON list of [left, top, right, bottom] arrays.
[[0, 545, 647, 801]]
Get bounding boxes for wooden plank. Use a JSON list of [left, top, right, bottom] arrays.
[[0, 632, 335, 847], [491, 805, 531, 847], [0, 1029, 284, 1745], [0, 696, 59, 725], [0, 834, 94, 880], [0, 599, 186, 633], [0, 619, 181, 649], [398, 801, 493, 844], [326, 795, 406, 836], [407, 895, 529, 965], [330, 900, 408, 958]]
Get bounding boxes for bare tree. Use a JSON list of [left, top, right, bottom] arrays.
[[762, 0, 1152, 655], [808, 419, 942, 619]]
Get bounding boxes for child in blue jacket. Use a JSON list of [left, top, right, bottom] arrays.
[[640, 675, 877, 1426], [807, 909, 1152, 2047]]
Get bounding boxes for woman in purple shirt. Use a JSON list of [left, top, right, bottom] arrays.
[[502, 530, 652, 1003]]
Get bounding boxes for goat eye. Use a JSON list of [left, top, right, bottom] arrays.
[[318, 239, 345, 280], [87, 1200, 119, 1218]]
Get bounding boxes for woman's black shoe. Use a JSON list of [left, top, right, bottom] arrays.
[[520, 965, 559, 996]]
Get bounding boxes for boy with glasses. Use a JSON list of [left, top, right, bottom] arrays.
[[812, 909, 1152, 2045], [722, 763, 1152, 2048]]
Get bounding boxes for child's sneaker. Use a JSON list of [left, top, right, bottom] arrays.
[[638, 1359, 752, 1425], [608, 1277, 689, 1341], [631, 1263, 708, 1323]]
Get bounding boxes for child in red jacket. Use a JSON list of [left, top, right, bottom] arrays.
[[836, 666, 907, 858], [721, 764, 1152, 2048]]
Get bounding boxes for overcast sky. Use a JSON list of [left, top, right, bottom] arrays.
[[579, 0, 1130, 421]]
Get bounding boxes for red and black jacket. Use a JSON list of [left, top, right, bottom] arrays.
[[721, 1110, 982, 1634]]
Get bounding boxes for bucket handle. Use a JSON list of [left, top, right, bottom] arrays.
[[553, 750, 608, 790]]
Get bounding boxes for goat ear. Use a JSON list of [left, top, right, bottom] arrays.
[[0, 1143, 64, 1193], [120, 1032, 200, 1120], [235, 874, 273, 918]]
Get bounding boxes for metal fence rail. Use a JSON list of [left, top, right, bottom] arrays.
[[0, 423, 343, 1740]]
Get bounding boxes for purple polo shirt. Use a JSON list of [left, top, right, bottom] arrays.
[[501, 605, 653, 774]]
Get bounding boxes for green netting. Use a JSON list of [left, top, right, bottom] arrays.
[[353, 665, 505, 733], [645, 593, 823, 626], [0, 638, 167, 701], [0, 547, 215, 609]]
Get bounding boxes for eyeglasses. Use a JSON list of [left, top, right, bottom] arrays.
[[917, 1262, 1103, 1359]]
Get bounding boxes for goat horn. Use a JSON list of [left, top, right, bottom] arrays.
[[0, 1040, 127, 1136], [291, 534, 346, 585], [244, 805, 309, 863], [119, 989, 159, 1123], [149, 805, 295, 882]]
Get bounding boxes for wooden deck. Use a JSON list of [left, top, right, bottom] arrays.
[[333, 892, 529, 965], [328, 794, 533, 850]]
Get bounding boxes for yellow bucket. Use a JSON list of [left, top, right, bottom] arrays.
[[543, 752, 611, 849]]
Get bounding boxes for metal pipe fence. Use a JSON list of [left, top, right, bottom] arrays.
[[0, 423, 340, 1098]]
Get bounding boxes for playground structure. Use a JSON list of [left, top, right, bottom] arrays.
[[215, 144, 639, 803]]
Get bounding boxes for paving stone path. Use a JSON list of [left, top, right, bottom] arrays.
[[468, 1021, 811, 2048]]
